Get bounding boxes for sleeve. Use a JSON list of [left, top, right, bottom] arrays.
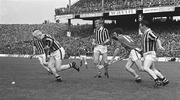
[[104, 28, 110, 40], [120, 35, 137, 49], [148, 30, 158, 40]]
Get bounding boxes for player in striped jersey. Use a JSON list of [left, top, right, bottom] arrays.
[[93, 19, 110, 78], [32, 30, 80, 82], [30, 37, 51, 74], [110, 32, 143, 82], [140, 20, 169, 87]]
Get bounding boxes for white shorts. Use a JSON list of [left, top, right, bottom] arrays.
[[50, 47, 65, 60], [36, 54, 46, 65], [93, 45, 107, 54], [129, 49, 141, 61], [143, 51, 157, 61]]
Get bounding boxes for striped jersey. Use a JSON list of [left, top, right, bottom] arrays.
[[41, 34, 61, 53], [94, 26, 110, 45], [33, 38, 44, 54], [116, 35, 139, 50], [142, 28, 158, 53]]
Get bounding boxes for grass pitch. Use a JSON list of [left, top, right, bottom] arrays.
[[0, 57, 180, 100]]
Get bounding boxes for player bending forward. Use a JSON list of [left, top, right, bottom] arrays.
[[32, 30, 80, 82], [109, 32, 143, 83], [30, 35, 51, 74], [110, 30, 169, 87]]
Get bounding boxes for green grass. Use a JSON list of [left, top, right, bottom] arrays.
[[0, 57, 180, 100]]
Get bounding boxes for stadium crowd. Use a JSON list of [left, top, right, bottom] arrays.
[[56, 0, 180, 15], [0, 21, 180, 57]]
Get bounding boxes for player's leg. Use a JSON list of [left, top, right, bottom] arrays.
[[83, 55, 88, 69], [125, 59, 136, 77], [79, 55, 83, 67], [93, 49, 102, 78], [126, 58, 141, 82], [100, 45, 109, 78], [37, 54, 51, 74], [48, 56, 62, 81], [56, 59, 79, 72], [134, 60, 144, 71], [127, 49, 142, 82], [143, 54, 162, 87], [102, 52, 109, 78], [98, 55, 104, 69], [151, 63, 169, 86], [55, 49, 79, 72], [132, 50, 144, 71]]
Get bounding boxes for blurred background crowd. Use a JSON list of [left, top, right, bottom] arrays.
[[0, 20, 180, 58]]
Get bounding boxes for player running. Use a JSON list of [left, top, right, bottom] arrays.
[[30, 35, 52, 74], [109, 32, 143, 83], [32, 29, 80, 82], [139, 20, 169, 87]]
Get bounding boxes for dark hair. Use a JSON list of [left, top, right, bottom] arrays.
[[112, 28, 125, 35], [32, 29, 39, 32], [141, 20, 150, 27]]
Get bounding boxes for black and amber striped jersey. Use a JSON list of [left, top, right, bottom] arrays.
[[94, 26, 110, 45], [33, 38, 44, 55], [41, 34, 61, 53], [141, 28, 158, 53]]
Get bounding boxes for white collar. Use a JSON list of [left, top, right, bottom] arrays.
[[99, 26, 103, 30], [144, 28, 151, 33]]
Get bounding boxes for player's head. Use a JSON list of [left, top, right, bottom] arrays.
[[139, 20, 150, 32], [95, 19, 104, 29], [112, 32, 118, 37], [32, 29, 43, 39], [111, 29, 124, 41], [111, 32, 121, 41]]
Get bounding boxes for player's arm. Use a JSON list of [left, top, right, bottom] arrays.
[[92, 38, 96, 45], [103, 28, 111, 45], [109, 48, 120, 64], [112, 48, 120, 60], [30, 46, 36, 59], [145, 30, 164, 51], [149, 31, 158, 40], [149, 31, 165, 50], [157, 38, 165, 50], [30, 40, 36, 59], [103, 39, 110, 45], [32, 46, 36, 55]]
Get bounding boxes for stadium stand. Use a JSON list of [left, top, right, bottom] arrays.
[[55, 0, 180, 15]]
